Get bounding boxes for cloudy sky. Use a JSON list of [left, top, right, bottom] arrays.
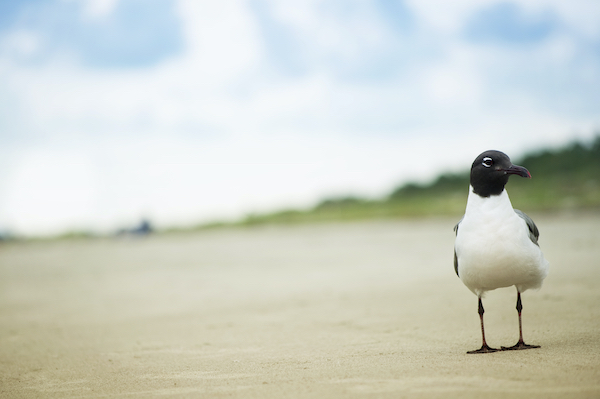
[[1, 0, 599, 236]]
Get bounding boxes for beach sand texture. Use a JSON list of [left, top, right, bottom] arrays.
[[1, 215, 599, 398]]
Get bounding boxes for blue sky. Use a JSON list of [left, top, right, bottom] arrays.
[[1, 0, 599, 235]]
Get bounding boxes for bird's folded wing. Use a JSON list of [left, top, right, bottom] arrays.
[[514, 209, 540, 245], [453, 219, 462, 276]]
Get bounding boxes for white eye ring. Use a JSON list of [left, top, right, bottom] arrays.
[[482, 157, 493, 167]]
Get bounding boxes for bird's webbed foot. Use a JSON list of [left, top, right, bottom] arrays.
[[501, 341, 540, 351], [467, 344, 500, 354]]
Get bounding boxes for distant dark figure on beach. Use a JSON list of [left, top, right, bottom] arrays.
[[116, 219, 153, 237], [132, 219, 153, 235]]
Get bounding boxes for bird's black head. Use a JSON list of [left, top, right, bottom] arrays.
[[470, 150, 531, 197]]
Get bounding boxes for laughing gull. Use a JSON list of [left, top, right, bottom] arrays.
[[454, 150, 549, 354]]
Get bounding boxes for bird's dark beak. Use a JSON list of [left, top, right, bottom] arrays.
[[504, 164, 531, 178]]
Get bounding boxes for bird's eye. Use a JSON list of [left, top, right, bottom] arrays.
[[482, 157, 493, 168]]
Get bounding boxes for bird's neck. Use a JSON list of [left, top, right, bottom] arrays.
[[465, 185, 515, 217]]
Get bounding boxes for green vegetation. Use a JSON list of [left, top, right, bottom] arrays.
[[508, 138, 600, 210], [210, 135, 600, 228]]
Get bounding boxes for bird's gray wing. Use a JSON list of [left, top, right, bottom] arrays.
[[514, 209, 540, 246], [453, 218, 462, 276]]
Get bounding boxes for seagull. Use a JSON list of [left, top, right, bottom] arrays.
[[454, 150, 549, 354]]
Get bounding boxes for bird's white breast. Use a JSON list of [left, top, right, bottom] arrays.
[[455, 188, 549, 296]]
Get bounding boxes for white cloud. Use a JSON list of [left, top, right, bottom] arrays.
[[265, 1, 390, 61], [76, 0, 121, 19], [0, 30, 41, 59], [175, 0, 263, 85], [405, 0, 485, 35]]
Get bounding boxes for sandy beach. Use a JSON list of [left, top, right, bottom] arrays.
[[1, 214, 599, 398]]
